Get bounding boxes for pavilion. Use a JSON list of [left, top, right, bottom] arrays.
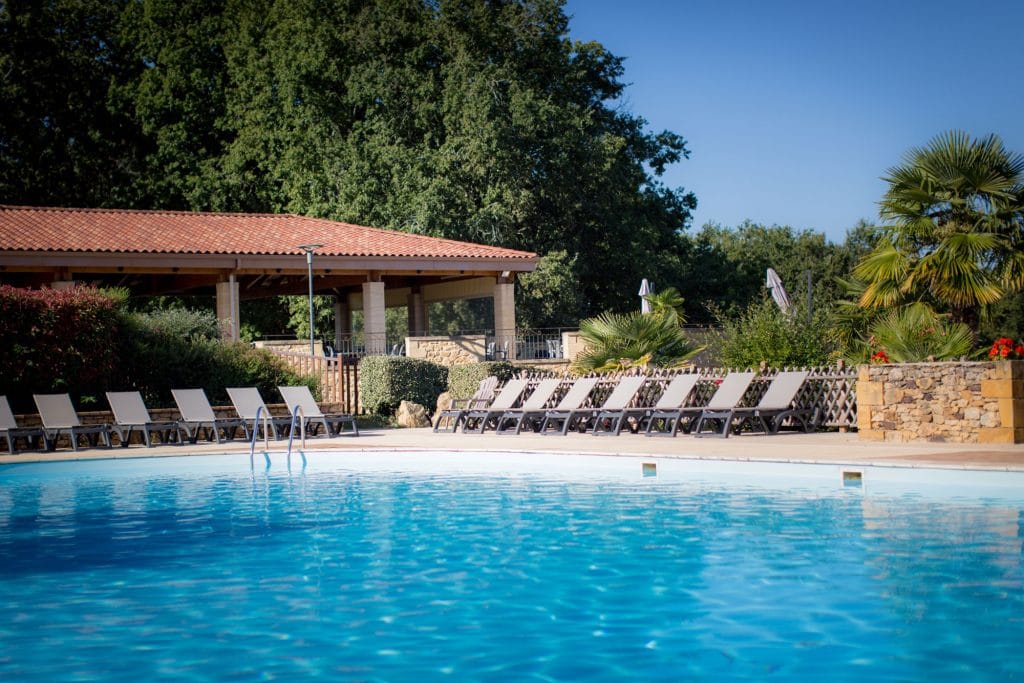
[[0, 205, 538, 357]]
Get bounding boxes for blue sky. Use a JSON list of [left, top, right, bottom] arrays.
[[565, 0, 1024, 242]]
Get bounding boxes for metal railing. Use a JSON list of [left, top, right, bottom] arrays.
[[447, 327, 573, 361], [328, 333, 403, 357]]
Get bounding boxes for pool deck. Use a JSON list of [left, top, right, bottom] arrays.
[[2, 428, 1022, 471]]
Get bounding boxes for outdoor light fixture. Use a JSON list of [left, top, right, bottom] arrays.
[[296, 244, 323, 356]]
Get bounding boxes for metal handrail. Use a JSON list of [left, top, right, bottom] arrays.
[[286, 405, 306, 466], [249, 406, 272, 469]]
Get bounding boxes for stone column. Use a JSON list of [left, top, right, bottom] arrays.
[[215, 276, 240, 342], [362, 280, 386, 355], [493, 277, 516, 360], [980, 360, 1024, 444], [407, 288, 426, 337]]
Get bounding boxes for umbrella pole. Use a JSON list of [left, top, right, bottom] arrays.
[[805, 270, 812, 323]]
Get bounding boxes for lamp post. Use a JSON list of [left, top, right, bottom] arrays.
[[296, 244, 323, 356]]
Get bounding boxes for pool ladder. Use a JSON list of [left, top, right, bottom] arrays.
[[249, 405, 307, 469]]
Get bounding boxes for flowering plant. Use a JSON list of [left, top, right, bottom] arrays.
[[988, 337, 1024, 360], [870, 350, 890, 364]]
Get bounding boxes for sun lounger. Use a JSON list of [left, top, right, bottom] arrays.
[[278, 385, 359, 437], [459, 379, 531, 433], [588, 376, 650, 435], [537, 377, 601, 435], [646, 372, 756, 437], [693, 371, 812, 438], [106, 391, 183, 447], [172, 388, 248, 444], [0, 395, 47, 454], [33, 393, 112, 451], [227, 387, 292, 440], [433, 376, 499, 433], [493, 378, 564, 435], [628, 374, 701, 436]]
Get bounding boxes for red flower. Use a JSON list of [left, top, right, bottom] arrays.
[[988, 337, 1023, 360]]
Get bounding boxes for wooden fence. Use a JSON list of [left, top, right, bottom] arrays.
[[517, 363, 858, 430], [268, 351, 360, 415]]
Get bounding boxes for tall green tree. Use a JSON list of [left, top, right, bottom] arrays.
[[855, 131, 1024, 329], [678, 221, 857, 323], [0, 0, 142, 206]]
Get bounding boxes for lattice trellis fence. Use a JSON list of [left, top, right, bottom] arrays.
[[516, 363, 857, 430]]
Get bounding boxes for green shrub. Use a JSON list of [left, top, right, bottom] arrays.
[[119, 308, 315, 406], [359, 356, 448, 416], [718, 300, 836, 368], [446, 362, 517, 400]]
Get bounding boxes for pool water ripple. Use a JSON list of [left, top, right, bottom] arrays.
[[1, 455, 1022, 681]]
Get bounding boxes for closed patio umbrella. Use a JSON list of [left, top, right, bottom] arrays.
[[766, 268, 791, 313], [639, 278, 654, 313]]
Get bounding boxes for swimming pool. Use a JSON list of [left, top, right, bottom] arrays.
[[1, 451, 1022, 681]]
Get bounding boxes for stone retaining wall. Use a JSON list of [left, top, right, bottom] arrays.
[[405, 335, 486, 366], [857, 361, 1024, 444]]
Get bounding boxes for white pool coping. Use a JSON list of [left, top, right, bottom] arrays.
[[3, 428, 1022, 473]]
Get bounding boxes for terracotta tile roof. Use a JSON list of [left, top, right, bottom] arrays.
[[0, 205, 536, 261]]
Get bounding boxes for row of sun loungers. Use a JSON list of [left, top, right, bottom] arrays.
[[434, 371, 815, 437], [0, 385, 357, 454]]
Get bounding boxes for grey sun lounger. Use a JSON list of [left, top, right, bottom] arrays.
[[34, 393, 112, 451], [227, 387, 293, 440], [493, 378, 564, 435], [588, 376, 650, 435], [433, 376, 499, 433], [106, 391, 183, 447], [0, 395, 47, 454], [693, 371, 813, 438], [459, 378, 531, 434], [278, 385, 359, 437], [172, 388, 248, 444], [629, 374, 701, 436], [537, 377, 602, 435], [646, 372, 756, 437]]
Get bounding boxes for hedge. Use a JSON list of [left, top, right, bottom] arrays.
[[359, 356, 448, 416], [0, 286, 315, 412], [446, 362, 517, 400], [0, 285, 121, 411]]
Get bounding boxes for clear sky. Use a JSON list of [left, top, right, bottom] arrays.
[[564, 0, 1024, 242]]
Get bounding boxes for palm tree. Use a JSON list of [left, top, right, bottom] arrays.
[[867, 304, 974, 363], [572, 310, 702, 373], [855, 131, 1024, 330], [642, 286, 686, 323]]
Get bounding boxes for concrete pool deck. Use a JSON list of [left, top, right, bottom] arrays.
[[2, 428, 1022, 471]]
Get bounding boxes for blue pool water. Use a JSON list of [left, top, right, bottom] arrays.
[[1, 452, 1022, 681]]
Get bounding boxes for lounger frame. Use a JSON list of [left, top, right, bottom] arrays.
[[278, 385, 359, 437], [34, 393, 112, 451]]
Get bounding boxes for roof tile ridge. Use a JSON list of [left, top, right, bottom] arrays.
[[0, 204, 295, 219], [291, 214, 536, 256]]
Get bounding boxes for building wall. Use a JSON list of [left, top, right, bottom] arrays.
[[857, 361, 1024, 444]]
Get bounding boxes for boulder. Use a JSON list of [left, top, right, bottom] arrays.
[[435, 391, 454, 416], [396, 400, 431, 428]]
